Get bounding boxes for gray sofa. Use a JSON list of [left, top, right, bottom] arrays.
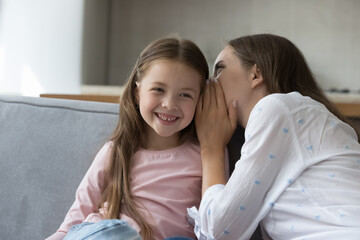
[[0, 95, 119, 239], [0, 95, 258, 240]]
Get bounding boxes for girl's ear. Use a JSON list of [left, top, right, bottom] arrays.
[[250, 64, 264, 89], [134, 81, 140, 104]]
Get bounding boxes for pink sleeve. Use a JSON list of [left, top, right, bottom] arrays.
[[46, 142, 112, 239]]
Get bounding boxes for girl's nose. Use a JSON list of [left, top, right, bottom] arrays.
[[162, 96, 178, 110]]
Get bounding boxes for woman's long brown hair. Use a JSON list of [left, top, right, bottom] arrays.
[[98, 37, 208, 240], [228, 34, 360, 141]]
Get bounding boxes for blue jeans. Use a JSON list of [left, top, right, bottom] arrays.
[[64, 219, 194, 240], [64, 219, 142, 240]]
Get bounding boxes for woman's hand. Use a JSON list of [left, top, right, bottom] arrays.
[[196, 79, 238, 153], [196, 79, 237, 194]]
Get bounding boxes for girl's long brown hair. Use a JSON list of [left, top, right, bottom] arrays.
[[228, 34, 360, 141], [98, 37, 208, 240]]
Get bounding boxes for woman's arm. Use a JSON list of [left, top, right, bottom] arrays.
[[194, 89, 301, 239], [195, 80, 237, 195]]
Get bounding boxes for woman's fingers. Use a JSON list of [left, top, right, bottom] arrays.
[[213, 78, 226, 112], [212, 79, 238, 142], [201, 79, 225, 114], [198, 79, 217, 116], [195, 93, 203, 124], [196, 80, 210, 128], [209, 78, 217, 108], [228, 99, 238, 132], [202, 80, 211, 110], [196, 92, 203, 115]]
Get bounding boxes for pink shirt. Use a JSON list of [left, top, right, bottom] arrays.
[[46, 141, 202, 240]]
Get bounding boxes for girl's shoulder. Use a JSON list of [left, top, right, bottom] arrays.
[[98, 141, 114, 155]]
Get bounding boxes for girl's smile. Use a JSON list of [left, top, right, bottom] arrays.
[[155, 112, 180, 124]]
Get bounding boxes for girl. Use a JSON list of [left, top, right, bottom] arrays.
[[190, 33, 360, 239], [46, 37, 209, 240]]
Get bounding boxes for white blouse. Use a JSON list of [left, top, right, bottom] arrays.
[[188, 92, 360, 240]]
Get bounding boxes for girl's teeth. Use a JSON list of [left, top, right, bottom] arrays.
[[158, 114, 176, 121]]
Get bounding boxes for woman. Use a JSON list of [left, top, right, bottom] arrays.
[[190, 34, 360, 240]]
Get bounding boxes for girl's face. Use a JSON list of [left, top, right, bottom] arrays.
[[214, 46, 267, 127], [136, 60, 202, 149]]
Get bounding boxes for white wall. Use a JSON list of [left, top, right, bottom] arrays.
[[0, 0, 84, 96], [1, 0, 359, 94], [109, 0, 360, 92]]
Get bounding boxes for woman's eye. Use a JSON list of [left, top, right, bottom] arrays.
[[215, 65, 224, 77]]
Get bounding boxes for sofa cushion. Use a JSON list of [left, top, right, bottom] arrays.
[[0, 96, 119, 239]]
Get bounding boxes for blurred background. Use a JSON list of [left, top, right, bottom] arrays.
[[0, 0, 359, 97]]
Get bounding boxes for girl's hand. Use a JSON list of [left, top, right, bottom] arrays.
[[196, 79, 238, 153]]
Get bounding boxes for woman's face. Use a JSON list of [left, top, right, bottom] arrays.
[[213, 46, 254, 126]]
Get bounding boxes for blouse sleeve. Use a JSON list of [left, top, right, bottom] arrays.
[[45, 142, 112, 240], [191, 96, 303, 240]]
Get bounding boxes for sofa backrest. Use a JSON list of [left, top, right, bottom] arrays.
[[0, 96, 119, 239]]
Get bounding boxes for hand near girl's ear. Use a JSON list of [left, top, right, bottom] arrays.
[[195, 79, 237, 194], [195, 80, 237, 151]]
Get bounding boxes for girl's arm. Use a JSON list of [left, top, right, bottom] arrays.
[[45, 142, 112, 240]]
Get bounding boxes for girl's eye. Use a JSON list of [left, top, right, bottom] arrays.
[[180, 93, 192, 98], [153, 88, 164, 92]]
